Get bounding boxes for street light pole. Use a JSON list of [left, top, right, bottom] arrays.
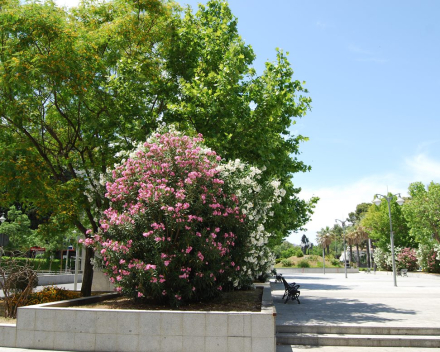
[[335, 219, 350, 279], [373, 193, 405, 287]]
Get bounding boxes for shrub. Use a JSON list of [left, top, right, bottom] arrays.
[[0, 258, 38, 318], [281, 259, 292, 267], [372, 247, 392, 271], [331, 259, 340, 267], [297, 251, 304, 258], [298, 260, 310, 268], [417, 245, 440, 273], [86, 128, 285, 307], [396, 247, 418, 271]]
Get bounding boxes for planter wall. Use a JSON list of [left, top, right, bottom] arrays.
[[0, 286, 275, 352]]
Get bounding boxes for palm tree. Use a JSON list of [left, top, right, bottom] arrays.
[[316, 227, 333, 255], [352, 225, 369, 267], [345, 227, 356, 266]]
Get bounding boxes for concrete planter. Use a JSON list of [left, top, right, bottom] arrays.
[[0, 286, 276, 352]]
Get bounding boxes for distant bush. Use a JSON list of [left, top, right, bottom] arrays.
[[397, 248, 418, 271], [298, 260, 310, 268], [297, 252, 304, 258], [331, 259, 341, 267], [281, 259, 292, 267]]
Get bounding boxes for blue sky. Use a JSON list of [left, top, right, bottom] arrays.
[[56, 0, 440, 244], [177, 0, 440, 245]]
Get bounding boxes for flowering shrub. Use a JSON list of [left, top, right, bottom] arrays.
[[372, 247, 391, 271], [85, 128, 284, 307], [396, 247, 418, 271], [26, 286, 81, 305], [417, 244, 440, 273]]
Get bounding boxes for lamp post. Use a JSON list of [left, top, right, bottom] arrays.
[[373, 193, 405, 287], [335, 219, 350, 278]]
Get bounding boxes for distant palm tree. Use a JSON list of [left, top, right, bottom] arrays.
[[316, 227, 333, 255], [352, 225, 369, 267]]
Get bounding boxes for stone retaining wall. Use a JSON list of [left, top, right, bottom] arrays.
[[0, 286, 275, 352]]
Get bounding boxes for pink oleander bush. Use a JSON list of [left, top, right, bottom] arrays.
[[83, 129, 269, 307], [396, 247, 418, 271]]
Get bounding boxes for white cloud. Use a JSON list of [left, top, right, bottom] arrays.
[[349, 44, 387, 64], [287, 153, 440, 245], [404, 153, 440, 183]]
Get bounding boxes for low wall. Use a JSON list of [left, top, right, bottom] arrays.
[[0, 286, 276, 352], [276, 267, 359, 274], [38, 273, 83, 286]]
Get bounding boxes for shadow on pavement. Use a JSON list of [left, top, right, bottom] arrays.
[[275, 296, 416, 325], [272, 282, 350, 291]]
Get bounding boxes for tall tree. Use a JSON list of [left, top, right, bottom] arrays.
[[316, 226, 332, 255], [361, 194, 414, 251], [162, 1, 318, 242], [0, 0, 316, 293], [403, 182, 440, 245], [0, 0, 176, 295], [347, 202, 371, 223]]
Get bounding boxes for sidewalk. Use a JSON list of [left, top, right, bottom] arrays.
[[273, 269, 440, 351]]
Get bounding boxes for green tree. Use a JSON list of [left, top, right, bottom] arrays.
[[316, 226, 332, 255], [0, 206, 35, 251], [0, 0, 316, 294], [162, 1, 318, 242], [361, 194, 414, 251], [403, 181, 440, 244], [0, 0, 176, 295], [347, 202, 371, 223]]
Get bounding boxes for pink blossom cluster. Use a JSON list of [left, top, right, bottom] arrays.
[[397, 247, 418, 271], [89, 130, 250, 307]]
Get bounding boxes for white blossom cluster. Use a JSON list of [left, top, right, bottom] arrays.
[[217, 159, 285, 284]]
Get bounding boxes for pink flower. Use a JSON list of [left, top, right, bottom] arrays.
[[138, 292, 144, 298]]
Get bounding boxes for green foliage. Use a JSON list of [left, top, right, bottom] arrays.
[[163, 1, 318, 243], [0, 257, 61, 272], [331, 258, 341, 266], [417, 244, 440, 273], [281, 259, 292, 267], [297, 260, 310, 268], [0, 0, 316, 294], [403, 182, 440, 245], [361, 194, 414, 250], [297, 251, 304, 258], [0, 206, 35, 250]]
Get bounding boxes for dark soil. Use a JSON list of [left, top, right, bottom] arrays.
[[76, 287, 263, 312]]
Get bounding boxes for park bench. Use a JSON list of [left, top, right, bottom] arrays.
[[281, 276, 300, 304], [398, 268, 408, 277]]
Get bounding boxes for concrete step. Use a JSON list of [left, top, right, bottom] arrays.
[[276, 332, 440, 348], [277, 324, 440, 336], [276, 325, 440, 348]]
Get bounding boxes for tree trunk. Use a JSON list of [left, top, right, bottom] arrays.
[[366, 240, 371, 268], [80, 247, 94, 296], [356, 244, 360, 267], [349, 245, 353, 266]]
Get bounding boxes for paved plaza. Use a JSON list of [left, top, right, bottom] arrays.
[[273, 269, 440, 351], [2, 270, 440, 351], [272, 270, 440, 327]]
